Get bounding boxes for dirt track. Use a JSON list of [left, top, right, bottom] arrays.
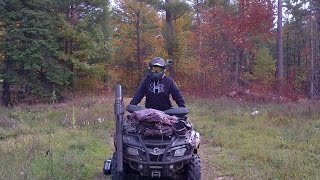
[[200, 143, 233, 180]]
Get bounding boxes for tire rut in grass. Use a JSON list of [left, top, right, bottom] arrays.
[[199, 142, 233, 180]]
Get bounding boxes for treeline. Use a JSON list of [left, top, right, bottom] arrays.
[[0, 0, 319, 106]]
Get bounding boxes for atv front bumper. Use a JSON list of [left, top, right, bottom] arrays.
[[124, 154, 192, 177]]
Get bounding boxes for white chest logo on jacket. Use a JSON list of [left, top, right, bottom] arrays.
[[149, 81, 164, 94]]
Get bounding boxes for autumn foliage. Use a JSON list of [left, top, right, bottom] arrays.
[[1, 0, 317, 105], [187, 0, 287, 100]]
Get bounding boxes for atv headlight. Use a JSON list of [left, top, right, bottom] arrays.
[[174, 148, 187, 157], [127, 147, 139, 156]]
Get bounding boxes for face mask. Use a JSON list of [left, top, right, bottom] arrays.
[[149, 66, 164, 80], [151, 72, 164, 80]]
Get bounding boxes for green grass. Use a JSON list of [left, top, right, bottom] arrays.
[[188, 98, 320, 179], [0, 96, 114, 179], [1, 96, 320, 179]]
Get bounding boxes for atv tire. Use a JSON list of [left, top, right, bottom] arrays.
[[185, 153, 201, 180]]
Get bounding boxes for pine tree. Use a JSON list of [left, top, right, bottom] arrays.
[[162, 0, 190, 59], [1, 0, 72, 104], [111, 0, 165, 89], [54, 0, 112, 91], [253, 48, 276, 82]]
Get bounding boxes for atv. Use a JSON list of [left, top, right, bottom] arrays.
[[103, 84, 201, 180]]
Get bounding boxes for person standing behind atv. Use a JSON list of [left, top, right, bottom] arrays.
[[130, 57, 186, 111]]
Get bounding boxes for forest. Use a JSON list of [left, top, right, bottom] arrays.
[[1, 1, 320, 179], [0, 0, 320, 106]]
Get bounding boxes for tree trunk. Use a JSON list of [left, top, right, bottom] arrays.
[[196, 0, 203, 56], [316, 0, 320, 97], [315, 1, 319, 69], [1, 21, 10, 107], [65, 3, 76, 72], [165, 0, 173, 58], [135, 10, 142, 76], [165, 0, 175, 78], [2, 76, 10, 107], [276, 0, 283, 79], [286, 28, 289, 77], [310, 10, 315, 98]]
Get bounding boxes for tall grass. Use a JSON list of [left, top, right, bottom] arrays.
[[0, 96, 115, 179], [1, 96, 320, 179], [188, 97, 320, 179]]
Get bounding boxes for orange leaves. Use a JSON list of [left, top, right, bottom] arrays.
[[188, 0, 276, 95], [238, 0, 274, 38], [201, 0, 274, 50]]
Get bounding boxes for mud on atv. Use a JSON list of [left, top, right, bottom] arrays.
[[103, 84, 201, 180]]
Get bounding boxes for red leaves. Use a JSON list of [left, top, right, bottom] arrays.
[[201, 0, 274, 50], [189, 0, 275, 96]]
